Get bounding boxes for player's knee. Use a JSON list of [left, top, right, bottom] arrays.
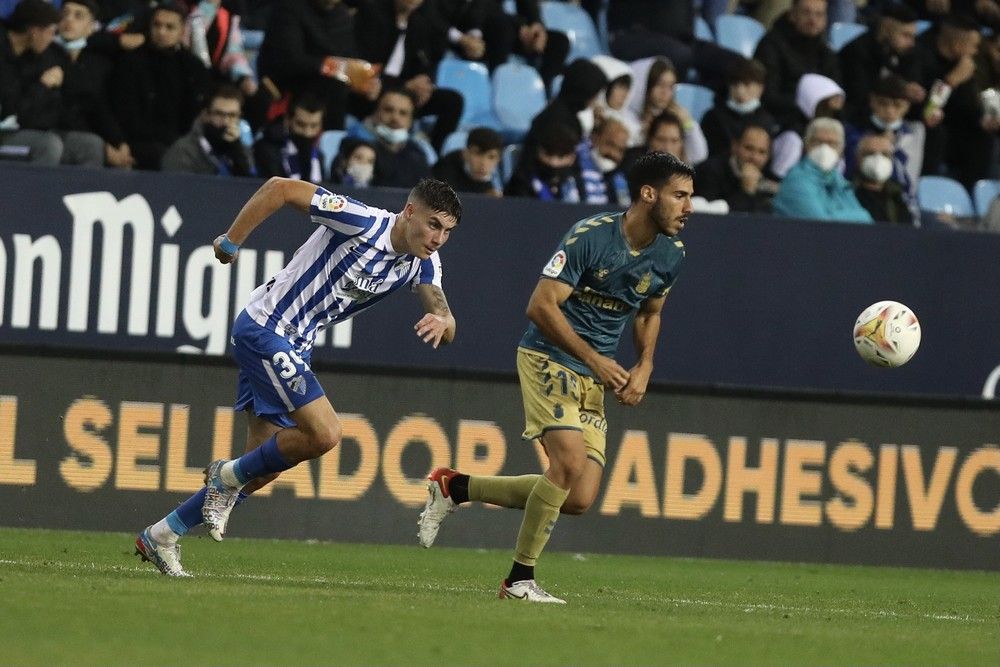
[[560, 497, 593, 516], [308, 420, 342, 454]]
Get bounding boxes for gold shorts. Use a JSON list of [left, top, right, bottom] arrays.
[[516, 347, 608, 466]]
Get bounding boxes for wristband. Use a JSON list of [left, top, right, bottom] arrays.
[[219, 234, 240, 256]]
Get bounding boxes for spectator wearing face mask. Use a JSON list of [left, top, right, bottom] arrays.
[[254, 92, 326, 180], [347, 87, 430, 188], [851, 132, 915, 225], [432, 126, 503, 196], [505, 121, 584, 202], [694, 124, 776, 214], [701, 58, 779, 158], [330, 137, 377, 187], [576, 116, 631, 206], [773, 117, 872, 222], [845, 74, 923, 201], [162, 83, 255, 176]]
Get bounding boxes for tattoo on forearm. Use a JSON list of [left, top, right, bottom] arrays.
[[431, 287, 450, 314]]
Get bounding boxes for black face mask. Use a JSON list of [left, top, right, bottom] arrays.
[[537, 162, 573, 182], [203, 124, 234, 152]]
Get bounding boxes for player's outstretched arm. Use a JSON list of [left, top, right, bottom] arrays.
[[617, 294, 666, 406], [526, 278, 630, 392], [414, 284, 456, 348], [213, 177, 319, 264]]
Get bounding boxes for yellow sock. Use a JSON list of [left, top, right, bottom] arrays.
[[513, 475, 569, 566], [469, 474, 540, 509]]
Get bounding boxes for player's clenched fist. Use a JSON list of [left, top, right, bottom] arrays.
[[213, 234, 239, 264]]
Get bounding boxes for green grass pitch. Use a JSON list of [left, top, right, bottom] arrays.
[[2, 527, 997, 665]]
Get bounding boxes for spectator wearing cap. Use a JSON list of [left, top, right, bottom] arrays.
[[753, 0, 842, 129], [162, 83, 255, 176], [845, 74, 923, 201], [110, 1, 211, 170], [701, 57, 779, 158], [524, 58, 607, 157], [0, 0, 106, 165], [432, 126, 503, 196], [839, 3, 925, 120]]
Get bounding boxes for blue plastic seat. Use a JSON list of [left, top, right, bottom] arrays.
[[540, 1, 605, 60], [695, 15, 714, 42], [973, 179, 1000, 217], [917, 176, 974, 217], [493, 62, 547, 141], [319, 130, 346, 179], [673, 83, 715, 123], [715, 14, 766, 58], [412, 136, 438, 165], [436, 58, 500, 129], [241, 29, 265, 51], [829, 22, 867, 52], [440, 130, 469, 156]]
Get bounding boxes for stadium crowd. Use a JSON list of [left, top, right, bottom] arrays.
[[1, 0, 998, 228]]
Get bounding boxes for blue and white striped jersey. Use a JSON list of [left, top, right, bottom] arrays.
[[244, 187, 442, 353]]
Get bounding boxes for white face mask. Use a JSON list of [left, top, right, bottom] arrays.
[[346, 162, 373, 186], [55, 35, 88, 51], [590, 148, 617, 173], [860, 153, 893, 183], [375, 124, 409, 145], [807, 143, 840, 172], [727, 97, 761, 115], [577, 108, 595, 136], [870, 114, 903, 132]]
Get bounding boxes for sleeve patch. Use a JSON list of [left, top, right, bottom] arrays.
[[542, 250, 567, 278], [318, 194, 347, 212]]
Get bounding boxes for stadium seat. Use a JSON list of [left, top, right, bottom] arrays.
[[501, 143, 522, 183], [915, 19, 932, 35], [413, 136, 438, 165], [493, 62, 547, 141], [828, 22, 867, 52], [319, 130, 346, 178], [440, 130, 469, 156], [714, 14, 765, 58], [695, 15, 714, 42], [540, 1, 605, 60], [436, 58, 500, 129], [973, 179, 1000, 218], [917, 176, 974, 217], [673, 83, 715, 123], [242, 29, 265, 51]]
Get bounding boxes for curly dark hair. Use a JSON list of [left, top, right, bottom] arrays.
[[410, 179, 463, 224]]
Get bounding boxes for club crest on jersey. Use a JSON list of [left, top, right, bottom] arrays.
[[594, 268, 609, 281], [543, 250, 567, 278], [318, 194, 347, 212], [636, 272, 652, 294]]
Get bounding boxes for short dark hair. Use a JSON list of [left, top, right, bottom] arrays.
[[627, 151, 694, 201], [870, 74, 909, 100], [379, 86, 418, 110], [8, 0, 60, 30], [411, 179, 463, 224], [537, 122, 580, 156], [647, 110, 683, 143], [728, 58, 767, 85], [208, 83, 244, 110], [467, 127, 503, 152], [291, 92, 326, 116], [879, 3, 918, 23], [941, 14, 979, 34], [63, 0, 100, 18], [153, 0, 188, 20]]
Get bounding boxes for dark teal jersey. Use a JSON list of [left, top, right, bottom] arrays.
[[519, 211, 686, 378]]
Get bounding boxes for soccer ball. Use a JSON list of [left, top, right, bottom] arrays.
[[853, 301, 921, 368]]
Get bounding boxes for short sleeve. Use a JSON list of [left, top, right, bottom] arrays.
[[539, 224, 593, 287], [411, 252, 442, 289], [309, 187, 377, 236]]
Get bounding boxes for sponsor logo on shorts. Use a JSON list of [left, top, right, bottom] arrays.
[[542, 250, 567, 278]]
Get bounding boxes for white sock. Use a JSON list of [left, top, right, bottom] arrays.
[[149, 519, 179, 545], [220, 460, 241, 488]]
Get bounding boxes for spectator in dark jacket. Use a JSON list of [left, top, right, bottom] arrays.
[[0, 0, 103, 165], [162, 83, 255, 176], [257, 0, 379, 131], [346, 87, 431, 188], [525, 58, 606, 154], [432, 126, 503, 196], [111, 1, 211, 169], [852, 132, 915, 225], [701, 57, 779, 157], [694, 124, 776, 214], [353, 0, 462, 152], [254, 92, 326, 180], [753, 0, 841, 128], [506, 121, 585, 201], [839, 3, 925, 120]]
